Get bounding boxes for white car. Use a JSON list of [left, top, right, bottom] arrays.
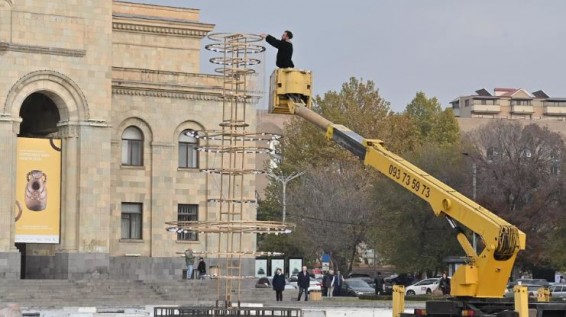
[[551, 284, 566, 298], [289, 275, 321, 292], [405, 278, 440, 296]]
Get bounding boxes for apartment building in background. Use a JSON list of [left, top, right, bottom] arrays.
[[451, 87, 566, 136], [451, 88, 566, 120]]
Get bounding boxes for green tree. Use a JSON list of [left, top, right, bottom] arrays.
[[281, 77, 392, 168], [405, 92, 460, 146]]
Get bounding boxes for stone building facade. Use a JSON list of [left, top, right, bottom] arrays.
[[0, 1, 257, 280]]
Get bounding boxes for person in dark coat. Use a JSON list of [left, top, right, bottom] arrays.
[[439, 272, 451, 295], [272, 268, 286, 301], [260, 30, 294, 68], [297, 266, 310, 301], [197, 257, 206, 279], [374, 272, 385, 295], [322, 271, 331, 297]]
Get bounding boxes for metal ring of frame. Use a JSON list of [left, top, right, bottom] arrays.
[[166, 220, 295, 235]]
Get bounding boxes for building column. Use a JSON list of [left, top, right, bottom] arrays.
[[57, 123, 80, 253], [0, 1, 11, 44], [51, 121, 112, 279], [150, 141, 174, 258], [0, 116, 21, 279]]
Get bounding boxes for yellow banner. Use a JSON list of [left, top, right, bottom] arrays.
[[15, 138, 61, 244]]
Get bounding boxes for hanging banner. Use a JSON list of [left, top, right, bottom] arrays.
[[15, 138, 62, 243]]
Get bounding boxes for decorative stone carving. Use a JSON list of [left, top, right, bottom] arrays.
[[112, 87, 222, 101], [0, 42, 85, 57], [112, 22, 210, 38]]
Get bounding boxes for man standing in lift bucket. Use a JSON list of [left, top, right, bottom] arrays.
[[260, 30, 294, 69]]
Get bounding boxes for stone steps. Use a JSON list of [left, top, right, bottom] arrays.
[[0, 279, 286, 308]]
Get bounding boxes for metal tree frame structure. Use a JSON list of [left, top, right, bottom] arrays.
[[165, 33, 294, 305]]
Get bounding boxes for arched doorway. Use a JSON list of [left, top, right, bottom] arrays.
[[16, 92, 62, 279], [18, 92, 61, 137]]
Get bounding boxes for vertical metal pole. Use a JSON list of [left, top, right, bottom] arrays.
[[282, 181, 287, 223], [268, 171, 303, 224], [472, 162, 477, 201]]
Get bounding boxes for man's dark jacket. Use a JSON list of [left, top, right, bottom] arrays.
[[266, 35, 294, 68], [297, 271, 310, 289]]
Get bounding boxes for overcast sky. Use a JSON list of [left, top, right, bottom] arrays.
[[131, 0, 566, 112]]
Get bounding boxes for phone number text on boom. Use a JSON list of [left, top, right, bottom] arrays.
[[388, 164, 431, 198]]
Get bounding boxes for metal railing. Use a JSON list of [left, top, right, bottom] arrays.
[[154, 306, 302, 317]]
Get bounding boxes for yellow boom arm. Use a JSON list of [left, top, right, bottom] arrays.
[[270, 69, 526, 298]]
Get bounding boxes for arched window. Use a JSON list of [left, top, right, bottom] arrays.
[[122, 126, 143, 166], [179, 130, 198, 168]]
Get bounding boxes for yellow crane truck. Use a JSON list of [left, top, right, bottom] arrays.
[[268, 68, 566, 317]]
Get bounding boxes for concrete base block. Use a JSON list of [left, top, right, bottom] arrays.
[[0, 251, 21, 279], [25, 252, 110, 279]]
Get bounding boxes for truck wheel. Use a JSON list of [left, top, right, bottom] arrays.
[[407, 290, 416, 296]]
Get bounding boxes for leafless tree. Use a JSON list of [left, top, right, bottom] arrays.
[[464, 120, 566, 267], [286, 162, 377, 273]]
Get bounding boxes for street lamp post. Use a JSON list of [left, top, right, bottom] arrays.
[[267, 171, 304, 223]]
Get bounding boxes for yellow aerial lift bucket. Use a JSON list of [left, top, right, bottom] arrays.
[[269, 68, 313, 114]]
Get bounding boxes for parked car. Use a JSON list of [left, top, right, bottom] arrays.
[[508, 279, 550, 287], [504, 279, 550, 297], [255, 277, 271, 288], [383, 277, 395, 295], [359, 277, 376, 289], [333, 278, 374, 297], [348, 272, 371, 278], [504, 284, 545, 298], [390, 273, 416, 287], [550, 284, 566, 298], [344, 278, 375, 296], [405, 278, 440, 296], [255, 277, 297, 290], [288, 276, 321, 292], [309, 278, 322, 292]]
